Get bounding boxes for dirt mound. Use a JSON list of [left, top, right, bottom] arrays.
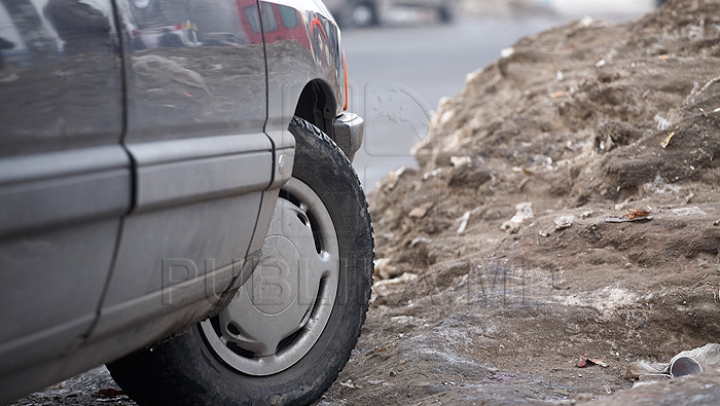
[[322, 1, 720, 404]]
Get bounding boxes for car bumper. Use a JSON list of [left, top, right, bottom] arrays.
[[333, 112, 364, 162]]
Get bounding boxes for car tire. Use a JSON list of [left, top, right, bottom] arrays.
[[438, 3, 454, 23], [353, 2, 381, 26], [107, 117, 373, 406]]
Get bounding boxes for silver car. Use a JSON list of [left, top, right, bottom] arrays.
[[0, 1, 372, 405]]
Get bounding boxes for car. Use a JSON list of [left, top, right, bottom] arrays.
[[323, 0, 456, 27], [0, 0, 373, 405]]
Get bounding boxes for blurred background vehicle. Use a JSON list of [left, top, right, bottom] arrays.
[[324, 0, 456, 27]]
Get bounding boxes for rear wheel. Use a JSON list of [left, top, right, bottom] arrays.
[[438, 3, 454, 23], [107, 117, 373, 406], [353, 2, 381, 26]]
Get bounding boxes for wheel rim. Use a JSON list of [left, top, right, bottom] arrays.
[[200, 178, 339, 376]]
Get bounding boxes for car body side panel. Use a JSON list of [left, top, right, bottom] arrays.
[[0, 0, 128, 400], [94, 0, 273, 342]]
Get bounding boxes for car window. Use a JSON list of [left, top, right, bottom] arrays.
[[260, 2, 277, 32], [244, 5, 261, 34], [277, 4, 299, 29]]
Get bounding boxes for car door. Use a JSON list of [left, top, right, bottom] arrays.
[[0, 0, 128, 383], [90, 0, 274, 341]]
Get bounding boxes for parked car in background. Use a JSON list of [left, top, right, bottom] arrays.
[[324, 0, 456, 27], [0, 0, 373, 405]]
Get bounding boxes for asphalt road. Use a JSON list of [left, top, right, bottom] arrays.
[[345, 13, 644, 191]]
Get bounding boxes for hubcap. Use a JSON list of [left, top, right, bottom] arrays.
[[200, 178, 339, 376]]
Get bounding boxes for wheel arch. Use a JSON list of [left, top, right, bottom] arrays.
[[293, 79, 339, 140]]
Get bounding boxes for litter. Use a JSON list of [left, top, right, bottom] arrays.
[[450, 156, 472, 168], [654, 114, 671, 131], [577, 356, 609, 368], [661, 131, 675, 148], [579, 15, 594, 27], [605, 209, 652, 223], [554, 215, 574, 230], [624, 343, 720, 381], [627, 209, 650, 220], [500, 202, 534, 234], [605, 216, 652, 223], [373, 258, 398, 280], [457, 211, 470, 234]]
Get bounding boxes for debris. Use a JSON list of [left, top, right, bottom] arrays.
[[624, 344, 720, 381], [627, 209, 650, 220], [408, 207, 427, 218], [409, 202, 434, 219], [683, 192, 694, 204], [490, 372, 516, 382], [450, 156, 472, 168], [660, 131, 675, 148], [687, 74, 720, 105], [606, 209, 652, 223], [97, 388, 124, 398], [457, 211, 470, 234], [384, 166, 407, 190], [500, 202, 534, 234], [410, 236, 432, 248], [672, 343, 720, 372], [500, 47, 514, 58], [595, 59, 606, 68], [373, 272, 417, 288], [654, 114, 671, 131], [605, 215, 652, 223], [373, 258, 398, 280], [550, 91, 565, 99], [339, 379, 357, 389], [658, 54, 670, 61], [714, 219, 720, 226], [517, 177, 530, 191], [422, 168, 443, 180], [368, 346, 387, 356], [577, 357, 609, 368], [624, 361, 668, 380], [556, 71, 564, 81], [580, 211, 596, 219], [554, 215, 574, 230], [669, 357, 702, 377], [671, 207, 706, 217], [579, 15, 594, 28]]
